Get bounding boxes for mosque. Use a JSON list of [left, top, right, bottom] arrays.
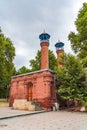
[[9, 32, 64, 109]]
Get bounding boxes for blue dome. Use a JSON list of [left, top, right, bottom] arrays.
[[55, 42, 64, 48], [39, 33, 50, 41]]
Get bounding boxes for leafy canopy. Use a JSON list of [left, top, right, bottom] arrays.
[[55, 54, 86, 104], [0, 28, 15, 98], [16, 66, 31, 75], [68, 3, 87, 67]]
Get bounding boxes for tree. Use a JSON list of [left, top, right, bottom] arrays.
[[68, 3, 87, 67], [0, 28, 15, 98], [55, 54, 86, 106], [29, 50, 57, 71], [16, 66, 31, 75], [29, 50, 41, 71]]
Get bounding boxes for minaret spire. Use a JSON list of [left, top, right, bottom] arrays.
[[43, 29, 46, 33]]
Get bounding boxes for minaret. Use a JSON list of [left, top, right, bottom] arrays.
[[39, 32, 50, 69], [55, 41, 64, 68]]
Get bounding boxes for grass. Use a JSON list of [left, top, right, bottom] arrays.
[[0, 101, 8, 104], [0, 99, 9, 107]]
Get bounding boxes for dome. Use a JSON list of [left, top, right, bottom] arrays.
[[39, 32, 50, 41], [55, 42, 64, 48]]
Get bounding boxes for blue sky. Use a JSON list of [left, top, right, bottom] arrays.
[[0, 0, 87, 69]]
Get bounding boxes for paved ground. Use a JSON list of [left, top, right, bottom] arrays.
[[0, 107, 45, 119], [0, 107, 87, 130]]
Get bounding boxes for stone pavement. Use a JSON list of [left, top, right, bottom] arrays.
[[0, 107, 87, 130], [0, 107, 47, 119]]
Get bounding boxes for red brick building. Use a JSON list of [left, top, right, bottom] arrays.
[[9, 32, 56, 108]]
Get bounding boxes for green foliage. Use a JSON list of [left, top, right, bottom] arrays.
[[55, 54, 86, 105], [0, 28, 15, 98], [16, 66, 31, 75], [29, 50, 57, 71], [49, 50, 58, 70], [29, 50, 41, 71], [68, 3, 87, 67], [68, 3, 87, 106]]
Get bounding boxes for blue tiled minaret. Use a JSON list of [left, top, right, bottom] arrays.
[[55, 41, 64, 67], [39, 32, 50, 69]]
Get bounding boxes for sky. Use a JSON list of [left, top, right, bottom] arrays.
[[0, 0, 87, 70]]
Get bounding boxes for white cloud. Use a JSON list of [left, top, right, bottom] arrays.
[[0, 0, 86, 69]]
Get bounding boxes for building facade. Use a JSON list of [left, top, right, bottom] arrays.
[[9, 32, 56, 108], [9, 32, 65, 109], [9, 69, 55, 108]]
